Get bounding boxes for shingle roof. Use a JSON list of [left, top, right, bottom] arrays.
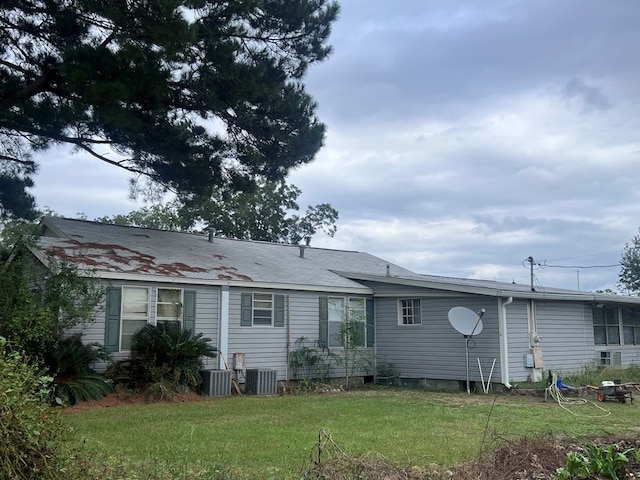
[[36, 217, 416, 292], [33, 217, 638, 304]]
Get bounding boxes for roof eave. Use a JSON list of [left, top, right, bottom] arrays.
[[334, 271, 640, 305], [81, 270, 374, 295]]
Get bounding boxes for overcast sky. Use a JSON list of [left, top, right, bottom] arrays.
[[32, 0, 640, 293]]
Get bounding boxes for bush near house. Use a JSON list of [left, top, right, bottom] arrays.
[[0, 249, 109, 405], [109, 323, 217, 399], [0, 337, 67, 480], [50, 335, 111, 405]]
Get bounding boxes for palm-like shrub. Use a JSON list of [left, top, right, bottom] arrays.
[[49, 335, 111, 405], [126, 323, 217, 392]]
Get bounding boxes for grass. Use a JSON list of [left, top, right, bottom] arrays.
[[64, 386, 640, 479]]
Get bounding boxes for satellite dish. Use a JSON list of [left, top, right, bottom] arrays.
[[448, 306, 483, 337], [448, 306, 486, 395]]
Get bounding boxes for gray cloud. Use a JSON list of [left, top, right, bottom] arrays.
[[32, 0, 640, 293]]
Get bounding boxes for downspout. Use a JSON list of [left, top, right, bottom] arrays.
[[286, 294, 291, 381], [218, 285, 230, 370], [499, 296, 514, 389]]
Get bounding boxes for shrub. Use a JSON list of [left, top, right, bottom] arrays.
[[289, 336, 337, 382], [0, 337, 66, 480], [1, 251, 107, 406], [50, 335, 111, 405], [116, 323, 217, 394]]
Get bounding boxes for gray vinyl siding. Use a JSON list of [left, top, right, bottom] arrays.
[[228, 288, 290, 378], [534, 300, 595, 375], [70, 280, 220, 371], [67, 279, 113, 350], [228, 288, 374, 381], [504, 299, 532, 382], [193, 285, 219, 370], [376, 293, 502, 383], [619, 346, 640, 366]]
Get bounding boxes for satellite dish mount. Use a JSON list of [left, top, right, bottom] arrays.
[[448, 306, 485, 394]]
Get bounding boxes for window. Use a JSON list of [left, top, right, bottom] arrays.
[[156, 288, 183, 329], [121, 287, 149, 350], [592, 306, 620, 346], [104, 287, 197, 353], [253, 293, 273, 326], [622, 307, 640, 345], [348, 298, 366, 347], [398, 299, 421, 325], [326, 297, 366, 347], [319, 297, 373, 348], [241, 293, 285, 327], [327, 297, 345, 347]]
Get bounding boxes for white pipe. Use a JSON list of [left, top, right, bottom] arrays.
[[477, 357, 485, 393], [286, 294, 291, 381], [487, 358, 496, 392], [499, 296, 513, 389], [218, 285, 230, 370]]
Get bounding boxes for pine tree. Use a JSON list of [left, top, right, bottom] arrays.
[[0, 0, 339, 219]]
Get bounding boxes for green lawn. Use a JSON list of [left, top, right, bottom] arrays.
[[65, 388, 640, 479]]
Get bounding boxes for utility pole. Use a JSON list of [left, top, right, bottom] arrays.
[[527, 256, 535, 292]]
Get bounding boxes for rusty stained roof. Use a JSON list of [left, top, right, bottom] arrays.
[[35, 217, 413, 289], [41, 238, 253, 281]]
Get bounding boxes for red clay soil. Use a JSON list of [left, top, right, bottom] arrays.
[[62, 390, 203, 413]]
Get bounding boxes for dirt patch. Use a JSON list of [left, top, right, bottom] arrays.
[[62, 389, 203, 413]]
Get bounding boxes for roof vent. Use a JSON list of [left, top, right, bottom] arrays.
[[299, 245, 306, 258], [386, 264, 390, 277], [208, 228, 216, 243]]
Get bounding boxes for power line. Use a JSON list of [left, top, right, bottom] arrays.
[[522, 258, 619, 270], [540, 263, 619, 269]]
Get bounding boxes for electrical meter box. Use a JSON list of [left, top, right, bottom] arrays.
[[523, 353, 535, 368]]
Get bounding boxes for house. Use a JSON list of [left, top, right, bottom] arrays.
[[28, 217, 640, 390]]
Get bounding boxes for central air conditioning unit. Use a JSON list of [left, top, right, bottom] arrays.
[[245, 369, 277, 395], [200, 369, 232, 396]]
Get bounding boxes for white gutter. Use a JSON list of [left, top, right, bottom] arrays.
[[218, 285, 230, 370], [59, 269, 374, 295], [499, 296, 514, 389]]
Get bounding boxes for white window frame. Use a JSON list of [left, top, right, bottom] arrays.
[[398, 299, 422, 326], [156, 288, 184, 328], [121, 286, 150, 351], [328, 296, 366, 347], [252, 292, 274, 327]]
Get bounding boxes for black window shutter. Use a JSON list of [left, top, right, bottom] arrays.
[[183, 290, 196, 334], [241, 293, 253, 326], [104, 287, 121, 353], [274, 295, 285, 327], [319, 296, 328, 347], [366, 298, 375, 347]]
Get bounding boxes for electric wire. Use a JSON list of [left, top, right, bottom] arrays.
[[522, 257, 619, 270]]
